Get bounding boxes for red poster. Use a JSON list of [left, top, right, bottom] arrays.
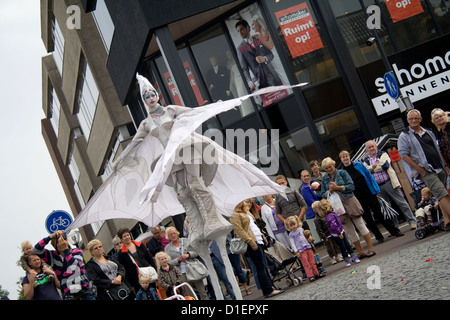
[[183, 62, 205, 106], [389, 149, 401, 162], [163, 62, 205, 106], [163, 72, 182, 105], [275, 2, 323, 58], [385, 0, 424, 23]]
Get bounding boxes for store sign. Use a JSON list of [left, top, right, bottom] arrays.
[[357, 34, 450, 116], [385, 0, 424, 23], [275, 2, 323, 58]]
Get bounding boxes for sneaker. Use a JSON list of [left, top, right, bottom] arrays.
[[309, 277, 316, 282], [344, 258, 351, 267], [353, 256, 360, 264], [336, 256, 344, 262], [330, 258, 337, 265], [318, 266, 327, 274]]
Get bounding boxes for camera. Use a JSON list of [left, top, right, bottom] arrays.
[[366, 37, 376, 46]]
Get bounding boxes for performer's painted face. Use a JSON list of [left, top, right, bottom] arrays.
[[143, 90, 158, 107]]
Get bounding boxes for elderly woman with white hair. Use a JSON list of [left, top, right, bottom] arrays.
[[320, 157, 376, 260], [164, 226, 209, 300]]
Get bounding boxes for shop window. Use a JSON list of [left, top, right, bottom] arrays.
[[189, 24, 254, 126], [329, 1, 382, 67], [225, 2, 293, 109], [260, 95, 306, 135], [154, 49, 207, 108], [263, 0, 338, 87], [431, 0, 450, 34], [277, 127, 320, 181], [330, 0, 441, 66], [303, 78, 352, 120], [379, 0, 439, 50], [315, 109, 364, 162]]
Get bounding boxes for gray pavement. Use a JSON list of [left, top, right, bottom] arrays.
[[237, 223, 449, 301], [272, 230, 450, 300]]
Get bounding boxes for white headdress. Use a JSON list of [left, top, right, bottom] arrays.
[[136, 73, 159, 105]]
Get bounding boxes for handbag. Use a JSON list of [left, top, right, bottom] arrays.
[[340, 195, 364, 218], [327, 192, 346, 216], [179, 238, 209, 281], [229, 237, 248, 254], [377, 196, 399, 220], [106, 283, 131, 300], [185, 258, 209, 281], [229, 222, 251, 255], [128, 253, 158, 283], [138, 266, 158, 283]]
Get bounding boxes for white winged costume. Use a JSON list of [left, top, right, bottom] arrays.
[[68, 74, 305, 235]]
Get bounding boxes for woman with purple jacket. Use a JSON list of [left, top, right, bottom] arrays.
[[312, 199, 360, 268]]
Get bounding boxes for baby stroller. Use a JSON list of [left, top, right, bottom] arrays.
[[411, 182, 446, 240], [415, 207, 445, 240], [264, 236, 303, 287], [164, 282, 198, 300]]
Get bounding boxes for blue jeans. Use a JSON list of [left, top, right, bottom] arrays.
[[211, 254, 236, 300], [228, 253, 247, 284], [332, 232, 354, 259], [245, 244, 274, 296]]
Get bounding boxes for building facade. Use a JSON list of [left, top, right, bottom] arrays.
[[41, 0, 450, 249]]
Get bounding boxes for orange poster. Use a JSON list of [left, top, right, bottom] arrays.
[[385, 0, 424, 23], [183, 62, 205, 106], [164, 72, 182, 105], [164, 62, 205, 106], [275, 2, 323, 58]]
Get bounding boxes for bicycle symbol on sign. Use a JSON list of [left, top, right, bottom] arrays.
[[49, 216, 71, 233]]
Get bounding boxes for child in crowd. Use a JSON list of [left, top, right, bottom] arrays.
[[303, 230, 327, 275], [284, 215, 325, 282], [155, 251, 182, 297], [313, 212, 343, 265], [135, 274, 161, 300], [312, 200, 360, 267], [21, 240, 55, 285], [20, 241, 34, 272], [415, 187, 439, 227]]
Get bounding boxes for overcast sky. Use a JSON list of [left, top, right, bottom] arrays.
[[0, 0, 72, 299]]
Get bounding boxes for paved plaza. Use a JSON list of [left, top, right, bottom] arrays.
[[273, 232, 449, 300]]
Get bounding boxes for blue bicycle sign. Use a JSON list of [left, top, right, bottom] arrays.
[[45, 210, 73, 234], [384, 72, 400, 99]]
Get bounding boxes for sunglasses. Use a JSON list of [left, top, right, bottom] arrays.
[[143, 92, 157, 100]]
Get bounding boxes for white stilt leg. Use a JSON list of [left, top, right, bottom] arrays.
[[215, 234, 242, 300], [194, 240, 224, 300]]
